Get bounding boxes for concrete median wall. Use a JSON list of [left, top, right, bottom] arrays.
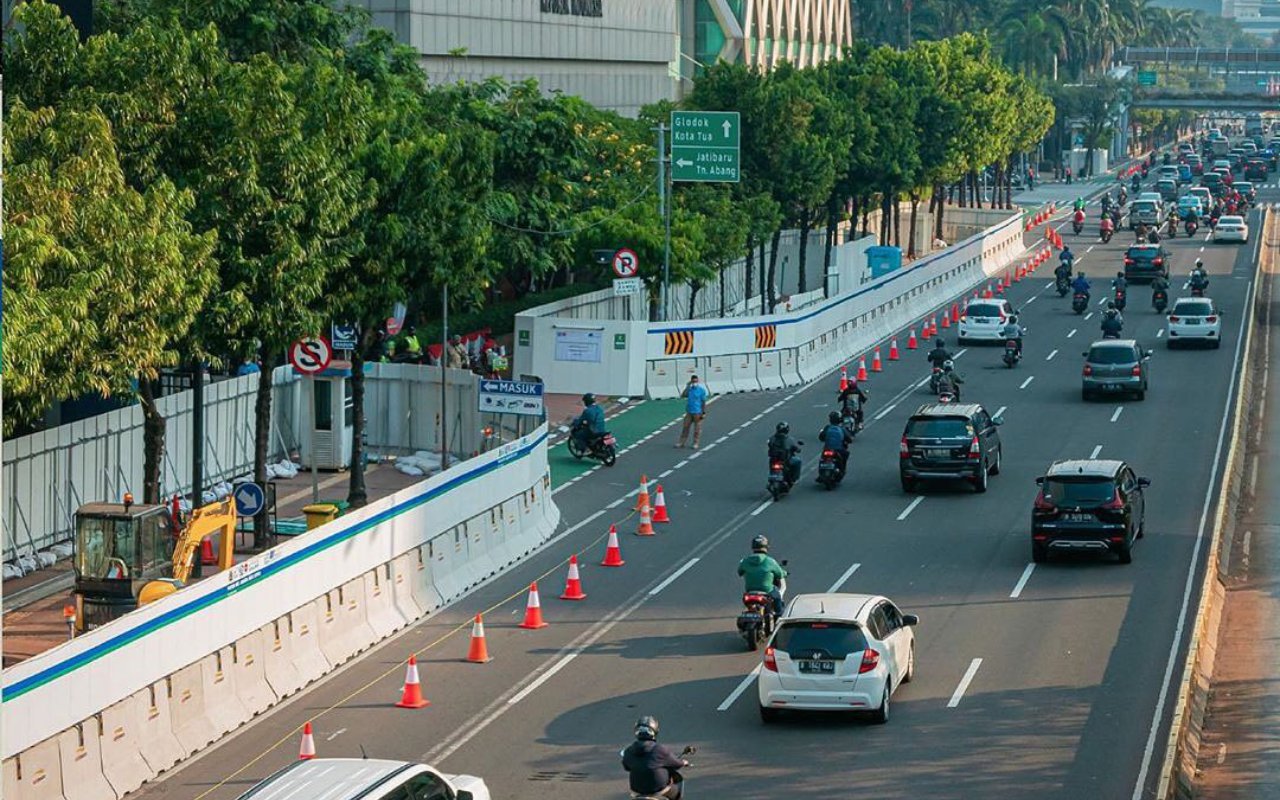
[[1, 426, 559, 799], [645, 212, 1026, 399]]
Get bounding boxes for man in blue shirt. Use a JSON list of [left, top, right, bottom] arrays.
[[572, 393, 606, 450], [819, 411, 853, 476], [676, 375, 710, 449]]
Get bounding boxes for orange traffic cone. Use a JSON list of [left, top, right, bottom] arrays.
[[519, 582, 549, 629], [395, 655, 430, 708], [299, 721, 317, 759], [200, 537, 216, 566], [466, 614, 492, 663], [652, 484, 671, 523], [996, 277, 1005, 294], [907, 329, 918, 350], [856, 356, 869, 381], [560, 555, 587, 600], [636, 495, 655, 536], [983, 283, 993, 298], [634, 475, 649, 512], [889, 338, 900, 361], [951, 303, 960, 323], [601, 524, 625, 566], [940, 312, 951, 330], [871, 348, 883, 372], [839, 365, 849, 392]]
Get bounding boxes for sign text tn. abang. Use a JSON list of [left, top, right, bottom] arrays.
[[540, 0, 603, 17]]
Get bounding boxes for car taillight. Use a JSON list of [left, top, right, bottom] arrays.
[[968, 436, 981, 460], [1034, 491, 1055, 511], [1102, 489, 1125, 510], [900, 438, 910, 458], [1124, 257, 1134, 265], [1153, 258, 1163, 265], [1169, 315, 1180, 323], [1131, 365, 1142, 376], [858, 648, 880, 674], [1083, 364, 1093, 376], [1206, 315, 1218, 323], [764, 646, 778, 672]]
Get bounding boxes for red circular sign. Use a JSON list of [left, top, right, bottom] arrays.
[[289, 337, 333, 375], [612, 248, 639, 278]]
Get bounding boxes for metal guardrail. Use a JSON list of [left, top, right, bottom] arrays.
[[1121, 46, 1280, 65]]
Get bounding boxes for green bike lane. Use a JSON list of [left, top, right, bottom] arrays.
[[548, 398, 688, 487]]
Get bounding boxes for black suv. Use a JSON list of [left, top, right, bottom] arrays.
[[1123, 243, 1169, 283], [1032, 460, 1150, 564], [899, 404, 1003, 494]]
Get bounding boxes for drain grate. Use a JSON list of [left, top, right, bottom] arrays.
[[528, 771, 590, 782]]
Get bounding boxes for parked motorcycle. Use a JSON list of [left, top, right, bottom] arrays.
[[567, 421, 618, 466]]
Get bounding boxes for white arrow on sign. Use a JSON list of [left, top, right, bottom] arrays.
[[722, 120, 732, 137], [676, 159, 693, 168], [236, 488, 261, 514]]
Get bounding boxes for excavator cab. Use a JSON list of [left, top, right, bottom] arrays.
[[73, 496, 174, 630]]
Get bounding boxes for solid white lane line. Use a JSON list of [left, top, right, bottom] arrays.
[[874, 402, 899, 421], [1157, 329, 1165, 338], [1024, 295, 1037, 306], [1046, 349, 1058, 361], [1090, 444, 1104, 459], [717, 665, 763, 712], [648, 558, 701, 596], [507, 653, 580, 706], [750, 500, 772, 517], [1068, 328, 1077, 338], [1010, 563, 1036, 599], [955, 348, 969, 359], [607, 498, 626, 510], [994, 406, 1007, 418], [826, 563, 862, 593], [897, 496, 924, 521], [1111, 406, 1124, 423], [948, 658, 984, 708], [916, 376, 932, 388], [1019, 376, 1035, 389]]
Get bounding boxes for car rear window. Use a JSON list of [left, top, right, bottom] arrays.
[[1133, 201, 1158, 213], [1127, 247, 1158, 260], [1043, 478, 1116, 505], [1088, 345, 1137, 364], [966, 303, 1003, 318], [1220, 216, 1244, 226], [1175, 301, 1213, 316], [905, 417, 972, 438], [773, 621, 869, 658]]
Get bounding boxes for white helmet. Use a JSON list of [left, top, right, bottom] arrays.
[[943, 360, 955, 371]]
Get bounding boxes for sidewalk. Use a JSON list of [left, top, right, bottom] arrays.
[[1194, 260, 1280, 798]]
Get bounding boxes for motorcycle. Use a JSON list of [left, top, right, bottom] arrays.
[[1056, 274, 1071, 297], [938, 389, 957, 403], [1072, 292, 1090, 314], [929, 366, 944, 394], [737, 571, 787, 650], [767, 445, 801, 500], [1166, 218, 1177, 238], [840, 406, 861, 440], [567, 422, 618, 466], [1101, 317, 1123, 339], [1002, 339, 1021, 368], [1153, 289, 1168, 313], [1100, 225, 1114, 244], [1185, 219, 1199, 237], [817, 449, 845, 489], [1189, 281, 1208, 298], [1114, 289, 1127, 312], [623, 745, 696, 799], [1072, 218, 1084, 235]]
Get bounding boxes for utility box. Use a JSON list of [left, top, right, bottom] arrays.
[[866, 246, 903, 279], [299, 375, 354, 470]]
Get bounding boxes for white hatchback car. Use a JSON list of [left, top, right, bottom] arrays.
[[757, 593, 918, 724], [958, 299, 1017, 344], [1213, 215, 1249, 243], [1167, 297, 1223, 348]]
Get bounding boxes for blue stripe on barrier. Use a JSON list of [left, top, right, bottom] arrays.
[[2, 432, 548, 703], [648, 215, 1020, 335]]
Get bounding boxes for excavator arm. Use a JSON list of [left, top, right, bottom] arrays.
[[170, 498, 237, 585]]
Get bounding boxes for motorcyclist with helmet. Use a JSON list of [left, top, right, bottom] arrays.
[[738, 535, 787, 620], [819, 411, 853, 476], [837, 381, 869, 431], [767, 422, 802, 486], [572, 393, 606, 451], [1058, 245, 1076, 275], [936, 360, 964, 400], [1071, 271, 1092, 301], [1189, 259, 1210, 294], [1101, 301, 1124, 337], [622, 716, 691, 800], [927, 340, 954, 393]]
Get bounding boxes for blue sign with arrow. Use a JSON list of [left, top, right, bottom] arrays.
[[233, 482, 266, 517], [331, 323, 358, 351], [478, 379, 545, 417]]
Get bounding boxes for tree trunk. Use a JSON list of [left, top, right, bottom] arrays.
[[823, 196, 839, 299], [860, 198, 870, 239], [766, 228, 782, 313], [797, 209, 811, 294], [347, 328, 375, 509], [252, 343, 273, 548], [688, 284, 700, 320], [934, 183, 947, 241], [744, 233, 755, 310], [880, 194, 892, 245], [759, 238, 767, 314], [893, 196, 902, 249], [972, 171, 984, 209], [719, 263, 727, 317], [139, 380, 165, 505], [907, 192, 921, 258]]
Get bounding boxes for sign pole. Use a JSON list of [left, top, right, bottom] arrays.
[[663, 124, 673, 323], [441, 282, 449, 471], [656, 123, 669, 322], [309, 374, 319, 504]]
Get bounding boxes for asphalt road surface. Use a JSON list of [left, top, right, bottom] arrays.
[[131, 191, 1266, 800]]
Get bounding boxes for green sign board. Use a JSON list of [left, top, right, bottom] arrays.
[[518, 329, 530, 347], [614, 333, 627, 350], [671, 111, 740, 183], [1138, 70, 1158, 86]]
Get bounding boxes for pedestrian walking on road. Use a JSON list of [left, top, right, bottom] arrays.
[[676, 375, 710, 449]]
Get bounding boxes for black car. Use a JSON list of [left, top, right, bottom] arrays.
[[1201, 172, 1226, 197], [899, 403, 1003, 494], [1246, 160, 1269, 180], [1031, 459, 1150, 564], [1123, 243, 1169, 282]]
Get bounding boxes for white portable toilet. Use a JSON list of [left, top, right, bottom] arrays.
[[299, 372, 353, 470]]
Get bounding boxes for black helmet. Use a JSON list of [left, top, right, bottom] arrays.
[[1117, 271, 1124, 278], [582, 393, 596, 406], [635, 715, 658, 741], [775, 421, 789, 435], [751, 534, 769, 552], [828, 411, 841, 424], [1107, 300, 1116, 310]]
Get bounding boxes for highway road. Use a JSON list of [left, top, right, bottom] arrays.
[[131, 190, 1266, 800]]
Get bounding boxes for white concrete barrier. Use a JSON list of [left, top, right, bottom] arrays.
[[645, 360, 681, 399], [363, 567, 409, 640], [316, 580, 376, 667], [168, 663, 217, 755], [98, 694, 151, 796], [388, 552, 427, 622], [400, 546, 443, 618], [3, 736, 62, 800], [464, 517, 499, 585], [730, 353, 761, 392], [229, 631, 277, 718], [756, 352, 784, 390], [200, 648, 249, 736], [427, 528, 465, 604], [57, 722, 115, 800], [281, 603, 330, 694], [702, 356, 734, 395], [136, 681, 184, 773]]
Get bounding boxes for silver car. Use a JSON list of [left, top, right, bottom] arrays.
[[1081, 339, 1151, 401]]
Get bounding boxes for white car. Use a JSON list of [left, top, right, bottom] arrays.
[[236, 759, 490, 800], [1213, 215, 1248, 243], [757, 593, 918, 724], [958, 299, 1017, 343], [1167, 297, 1223, 349]]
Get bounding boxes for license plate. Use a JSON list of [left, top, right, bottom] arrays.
[[798, 660, 835, 674], [1064, 513, 1094, 522], [603, 435, 616, 446], [1184, 318, 1200, 324], [1103, 383, 1119, 391], [925, 448, 950, 457]]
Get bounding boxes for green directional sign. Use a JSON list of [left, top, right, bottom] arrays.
[[1138, 70, 1158, 86], [671, 110, 740, 183]]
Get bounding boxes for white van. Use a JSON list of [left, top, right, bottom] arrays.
[[237, 759, 491, 800]]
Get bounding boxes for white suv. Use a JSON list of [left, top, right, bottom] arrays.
[[757, 593, 918, 724], [1167, 297, 1223, 348], [958, 299, 1017, 343]]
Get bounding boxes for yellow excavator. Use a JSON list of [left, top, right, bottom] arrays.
[[72, 493, 237, 631]]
